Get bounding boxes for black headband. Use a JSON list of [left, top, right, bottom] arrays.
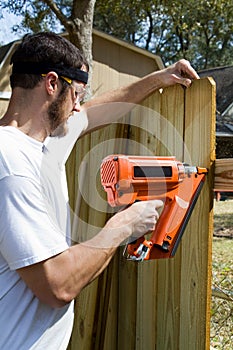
[[12, 61, 88, 84]]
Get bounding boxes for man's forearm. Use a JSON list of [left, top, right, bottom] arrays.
[[82, 71, 164, 134], [17, 200, 161, 308], [82, 59, 199, 134], [84, 71, 163, 108]]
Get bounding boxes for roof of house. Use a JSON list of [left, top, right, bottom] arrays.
[[199, 66, 233, 136], [0, 42, 14, 64], [199, 65, 233, 114]]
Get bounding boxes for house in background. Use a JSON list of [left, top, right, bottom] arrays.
[[199, 66, 233, 159], [199, 66, 233, 200], [0, 29, 163, 117]]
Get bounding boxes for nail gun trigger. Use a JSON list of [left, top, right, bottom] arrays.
[[161, 241, 170, 252], [130, 240, 153, 261]]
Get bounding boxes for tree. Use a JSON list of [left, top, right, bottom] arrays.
[[162, 0, 233, 69], [94, 0, 233, 70], [0, 0, 96, 82]]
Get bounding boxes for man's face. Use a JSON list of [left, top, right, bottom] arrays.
[[48, 79, 86, 138], [48, 86, 71, 137]]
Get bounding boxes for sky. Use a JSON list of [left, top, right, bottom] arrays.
[[0, 9, 63, 46], [0, 10, 23, 45]]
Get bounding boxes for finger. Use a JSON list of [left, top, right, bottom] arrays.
[[184, 62, 200, 80], [180, 78, 192, 88], [178, 59, 200, 80], [155, 211, 160, 221], [175, 74, 195, 88], [148, 199, 164, 208]]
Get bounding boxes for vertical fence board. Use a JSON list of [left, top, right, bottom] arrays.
[[156, 85, 184, 350], [179, 78, 216, 350], [130, 95, 162, 350]]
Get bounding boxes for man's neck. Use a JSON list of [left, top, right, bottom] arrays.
[[1, 88, 50, 142]]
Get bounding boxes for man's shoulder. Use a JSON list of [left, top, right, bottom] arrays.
[[0, 127, 43, 180]]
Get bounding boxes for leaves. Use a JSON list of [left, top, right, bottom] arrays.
[[94, 0, 233, 69]]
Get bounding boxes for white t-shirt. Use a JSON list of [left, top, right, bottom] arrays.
[[0, 111, 88, 349]]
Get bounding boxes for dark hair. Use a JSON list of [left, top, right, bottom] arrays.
[[10, 32, 89, 89]]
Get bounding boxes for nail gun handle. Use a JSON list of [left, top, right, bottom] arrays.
[[150, 196, 188, 251], [125, 196, 188, 260], [149, 174, 206, 259]]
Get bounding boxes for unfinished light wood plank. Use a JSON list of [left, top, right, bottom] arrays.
[[180, 78, 216, 350], [69, 280, 99, 350], [159, 85, 185, 159], [100, 256, 119, 350], [92, 254, 119, 350], [126, 85, 185, 350], [88, 119, 133, 350], [156, 84, 185, 350], [127, 95, 162, 350], [68, 122, 130, 350], [69, 122, 133, 350], [214, 158, 233, 191]]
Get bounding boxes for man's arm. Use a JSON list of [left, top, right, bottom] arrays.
[[82, 59, 199, 134], [17, 200, 162, 308]]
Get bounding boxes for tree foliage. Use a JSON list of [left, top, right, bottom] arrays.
[[94, 0, 233, 70], [0, 0, 96, 81]]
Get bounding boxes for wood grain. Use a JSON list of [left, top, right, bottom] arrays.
[[214, 158, 233, 191]]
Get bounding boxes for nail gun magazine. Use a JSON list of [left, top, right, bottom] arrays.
[[100, 155, 208, 261]]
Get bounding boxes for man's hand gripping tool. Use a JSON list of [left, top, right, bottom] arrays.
[[100, 155, 208, 261]]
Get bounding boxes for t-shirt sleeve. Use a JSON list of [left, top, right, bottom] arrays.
[[0, 175, 69, 270]]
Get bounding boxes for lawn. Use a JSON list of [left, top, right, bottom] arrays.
[[210, 199, 233, 349]]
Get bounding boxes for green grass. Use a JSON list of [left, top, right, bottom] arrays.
[[210, 199, 233, 349], [214, 199, 233, 236]]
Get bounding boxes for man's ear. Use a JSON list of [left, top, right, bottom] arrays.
[[45, 72, 59, 95]]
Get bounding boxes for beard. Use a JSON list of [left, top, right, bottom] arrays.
[[50, 120, 68, 137], [48, 87, 71, 137]]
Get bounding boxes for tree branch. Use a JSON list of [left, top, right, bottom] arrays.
[[42, 0, 74, 30]]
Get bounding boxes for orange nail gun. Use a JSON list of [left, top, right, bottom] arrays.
[[100, 155, 208, 261]]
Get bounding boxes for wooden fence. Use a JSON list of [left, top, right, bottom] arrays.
[[214, 158, 233, 200], [66, 78, 216, 350]]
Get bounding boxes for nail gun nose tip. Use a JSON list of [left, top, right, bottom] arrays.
[[197, 167, 208, 174], [184, 166, 197, 175]]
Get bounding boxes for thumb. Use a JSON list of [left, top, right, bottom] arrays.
[[150, 199, 164, 208], [180, 77, 192, 88]]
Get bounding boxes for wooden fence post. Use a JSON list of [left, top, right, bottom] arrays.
[[180, 78, 216, 350]]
